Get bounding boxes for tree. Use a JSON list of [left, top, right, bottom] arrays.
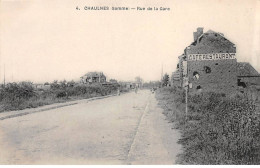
[[59, 80, 67, 89], [162, 73, 169, 87], [67, 80, 75, 87], [135, 76, 143, 83], [50, 80, 60, 90]]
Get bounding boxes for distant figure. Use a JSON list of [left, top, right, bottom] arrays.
[[117, 88, 120, 96], [135, 87, 138, 94]]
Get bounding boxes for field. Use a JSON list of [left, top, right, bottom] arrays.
[[0, 81, 123, 112], [156, 86, 260, 164]]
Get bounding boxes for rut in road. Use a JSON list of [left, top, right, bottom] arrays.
[[126, 97, 151, 161]]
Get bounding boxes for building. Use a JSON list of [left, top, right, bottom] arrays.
[[176, 27, 260, 93], [237, 62, 260, 88], [33, 84, 51, 90], [80, 71, 106, 84]]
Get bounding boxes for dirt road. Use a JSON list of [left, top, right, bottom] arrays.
[[0, 90, 181, 164]]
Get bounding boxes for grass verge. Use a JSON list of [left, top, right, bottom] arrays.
[[155, 86, 260, 164]]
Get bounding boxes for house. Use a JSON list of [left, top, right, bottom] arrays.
[[80, 71, 106, 84], [33, 83, 51, 90], [175, 27, 260, 94], [177, 28, 237, 93]]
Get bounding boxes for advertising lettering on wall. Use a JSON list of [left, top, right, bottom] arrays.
[[187, 53, 236, 61]]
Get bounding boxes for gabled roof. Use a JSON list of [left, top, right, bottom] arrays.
[[237, 62, 259, 76]]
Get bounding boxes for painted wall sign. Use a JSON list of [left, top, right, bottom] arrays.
[[187, 53, 236, 61]]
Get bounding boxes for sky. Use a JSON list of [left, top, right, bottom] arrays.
[[1, 0, 260, 83]]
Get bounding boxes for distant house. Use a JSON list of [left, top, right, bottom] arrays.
[[33, 84, 51, 90], [80, 72, 106, 84], [118, 82, 135, 89], [109, 79, 118, 83]]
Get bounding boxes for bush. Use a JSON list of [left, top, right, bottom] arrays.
[[0, 81, 121, 112], [156, 87, 260, 164], [0, 82, 35, 102], [0, 82, 37, 111], [56, 90, 68, 98]]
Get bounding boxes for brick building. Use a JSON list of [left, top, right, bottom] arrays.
[[176, 27, 259, 93]]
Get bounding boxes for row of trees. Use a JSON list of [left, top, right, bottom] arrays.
[[133, 74, 170, 88]]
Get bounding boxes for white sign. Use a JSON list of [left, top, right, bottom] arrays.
[[187, 53, 236, 61], [183, 77, 189, 87], [183, 61, 187, 76]]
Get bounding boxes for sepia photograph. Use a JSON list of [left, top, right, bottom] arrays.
[[0, 0, 260, 165]]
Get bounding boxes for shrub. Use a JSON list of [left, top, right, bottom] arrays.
[[56, 90, 68, 98], [0, 82, 35, 102], [0, 81, 121, 112], [156, 87, 260, 164]]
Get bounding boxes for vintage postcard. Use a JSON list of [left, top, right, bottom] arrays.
[[0, 0, 260, 165]]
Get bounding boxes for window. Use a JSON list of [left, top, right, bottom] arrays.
[[204, 66, 211, 73], [193, 71, 199, 80]]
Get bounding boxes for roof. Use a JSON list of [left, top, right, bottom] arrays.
[[81, 71, 106, 78], [189, 29, 235, 46], [237, 62, 259, 76]]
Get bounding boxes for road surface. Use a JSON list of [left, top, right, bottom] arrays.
[[0, 90, 181, 164]]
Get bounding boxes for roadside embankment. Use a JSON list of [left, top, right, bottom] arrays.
[[0, 82, 127, 113], [0, 94, 117, 121]]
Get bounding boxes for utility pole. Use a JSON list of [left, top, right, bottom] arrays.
[[183, 60, 188, 121], [4, 64, 6, 87], [185, 85, 188, 120], [161, 63, 163, 87]]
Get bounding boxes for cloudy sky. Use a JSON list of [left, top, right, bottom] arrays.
[[1, 0, 260, 83]]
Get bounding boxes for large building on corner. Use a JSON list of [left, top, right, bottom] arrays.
[[175, 27, 260, 93]]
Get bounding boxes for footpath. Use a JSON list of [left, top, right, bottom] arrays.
[[126, 93, 182, 164]]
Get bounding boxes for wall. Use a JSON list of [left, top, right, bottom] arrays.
[[185, 30, 237, 93], [187, 59, 237, 93], [239, 77, 260, 86]]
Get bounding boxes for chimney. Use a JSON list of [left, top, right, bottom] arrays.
[[193, 27, 204, 42], [193, 32, 198, 42], [197, 27, 204, 37]]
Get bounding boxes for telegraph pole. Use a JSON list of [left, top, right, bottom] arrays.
[[4, 64, 6, 87], [185, 85, 188, 120], [161, 63, 163, 87], [183, 60, 188, 121]]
